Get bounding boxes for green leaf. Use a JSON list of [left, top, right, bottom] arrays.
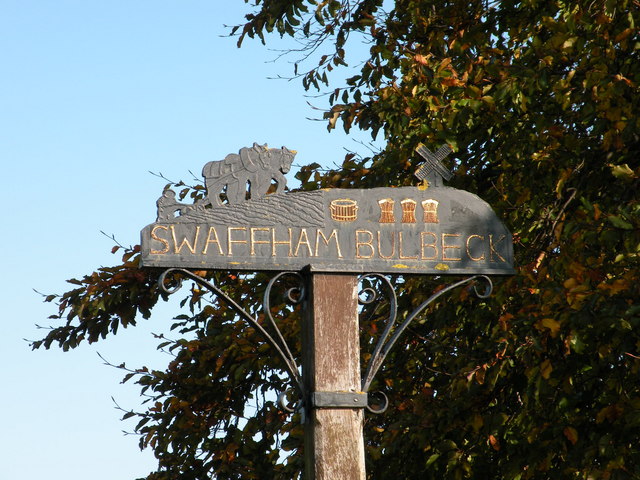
[[608, 215, 633, 230]]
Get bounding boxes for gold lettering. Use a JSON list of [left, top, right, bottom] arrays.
[[202, 227, 224, 255], [250, 227, 271, 256], [150, 225, 170, 254], [442, 233, 462, 261], [227, 227, 247, 255], [171, 225, 200, 254], [294, 229, 313, 257], [272, 228, 293, 257], [377, 231, 396, 259], [315, 229, 343, 258], [466, 235, 485, 261], [420, 232, 437, 260], [398, 231, 418, 259], [489, 234, 507, 262], [355, 230, 374, 259]]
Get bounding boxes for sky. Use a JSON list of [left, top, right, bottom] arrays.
[[1, 2, 376, 478]]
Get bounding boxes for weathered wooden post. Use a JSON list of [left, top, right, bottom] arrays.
[[303, 273, 365, 479], [140, 142, 514, 477]]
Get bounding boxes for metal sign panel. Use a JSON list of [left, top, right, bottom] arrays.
[[141, 143, 514, 275]]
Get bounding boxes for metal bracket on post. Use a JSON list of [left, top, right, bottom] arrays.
[[158, 269, 494, 419], [357, 274, 494, 413], [158, 268, 307, 416], [310, 392, 368, 409]]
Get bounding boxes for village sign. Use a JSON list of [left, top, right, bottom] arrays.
[[139, 143, 514, 479], [140, 143, 514, 275]]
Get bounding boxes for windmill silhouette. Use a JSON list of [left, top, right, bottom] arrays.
[[414, 143, 453, 187]]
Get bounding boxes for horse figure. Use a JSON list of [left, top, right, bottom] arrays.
[[202, 143, 296, 206]]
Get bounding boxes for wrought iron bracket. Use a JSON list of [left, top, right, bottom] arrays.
[[158, 268, 306, 415], [158, 268, 493, 418], [358, 274, 493, 396]]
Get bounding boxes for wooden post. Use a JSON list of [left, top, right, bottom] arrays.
[[303, 272, 366, 480]]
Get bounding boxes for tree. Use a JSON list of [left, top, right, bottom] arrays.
[[34, 1, 639, 478]]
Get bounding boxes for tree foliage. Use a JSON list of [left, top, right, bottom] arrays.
[[34, 1, 640, 479]]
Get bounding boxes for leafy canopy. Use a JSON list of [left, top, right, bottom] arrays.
[[35, 1, 639, 479]]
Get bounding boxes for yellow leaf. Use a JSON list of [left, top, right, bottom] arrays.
[[481, 95, 495, 109], [564, 277, 579, 289], [541, 317, 561, 337], [499, 313, 514, 331], [414, 54, 428, 65], [597, 278, 630, 295], [327, 110, 340, 130], [593, 203, 601, 220], [563, 426, 578, 445], [470, 414, 484, 432], [596, 404, 622, 423], [614, 28, 635, 44], [562, 36, 577, 50], [488, 434, 501, 451], [475, 365, 487, 385], [610, 163, 637, 180]]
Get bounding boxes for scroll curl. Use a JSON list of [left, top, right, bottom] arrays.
[[158, 268, 305, 403], [358, 274, 494, 408]]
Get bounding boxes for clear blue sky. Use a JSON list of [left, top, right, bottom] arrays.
[[1, 2, 375, 478]]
